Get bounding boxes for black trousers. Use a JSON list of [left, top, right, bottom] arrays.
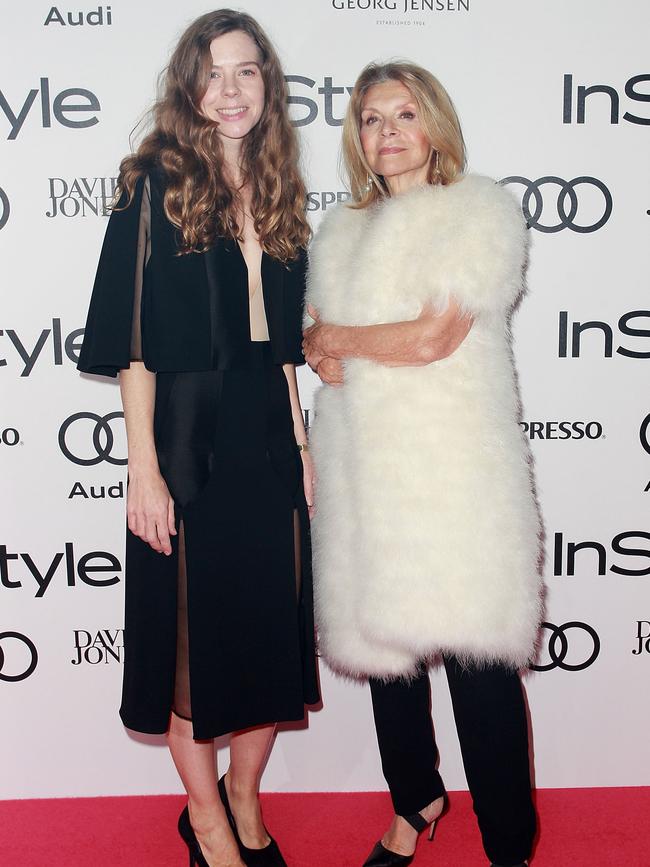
[[369, 658, 536, 867]]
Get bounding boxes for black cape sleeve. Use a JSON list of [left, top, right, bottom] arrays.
[[77, 177, 147, 377], [278, 246, 308, 366]]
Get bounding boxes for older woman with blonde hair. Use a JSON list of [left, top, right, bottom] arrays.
[[304, 61, 542, 867], [79, 9, 319, 867]]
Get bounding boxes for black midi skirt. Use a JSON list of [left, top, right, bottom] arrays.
[[119, 343, 320, 739]]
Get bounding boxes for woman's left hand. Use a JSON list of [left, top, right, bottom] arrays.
[[300, 448, 316, 519]]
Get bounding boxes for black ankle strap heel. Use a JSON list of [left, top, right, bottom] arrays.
[[403, 811, 438, 841], [361, 804, 441, 866]]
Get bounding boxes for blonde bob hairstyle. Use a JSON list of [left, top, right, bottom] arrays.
[[341, 61, 466, 208]]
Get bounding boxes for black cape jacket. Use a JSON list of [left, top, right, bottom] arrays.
[[78, 167, 307, 377]]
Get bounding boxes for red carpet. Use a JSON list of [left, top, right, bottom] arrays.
[[1, 788, 648, 866]]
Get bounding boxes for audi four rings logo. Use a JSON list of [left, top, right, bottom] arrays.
[[0, 632, 38, 682], [640, 413, 650, 456], [499, 176, 612, 233], [0, 186, 9, 230], [58, 411, 127, 466], [531, 621, 601, 672]]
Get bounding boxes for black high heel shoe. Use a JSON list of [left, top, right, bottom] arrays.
[[218, 774, 287, 867], [362, 806, 441, 867], [178, 805, 210, 867]]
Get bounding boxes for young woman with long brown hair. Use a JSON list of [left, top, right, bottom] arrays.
[[79, 10, 319, 867]]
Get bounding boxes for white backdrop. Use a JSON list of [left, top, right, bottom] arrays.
[[2, 0, 650, 799]]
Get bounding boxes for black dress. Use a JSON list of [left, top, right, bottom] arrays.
[[78, 169, 319, 739]]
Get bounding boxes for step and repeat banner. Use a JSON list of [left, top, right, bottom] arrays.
[[2, 1, 649, 798]]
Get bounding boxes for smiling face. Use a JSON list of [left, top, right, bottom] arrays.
[[200, 30, 265, 153], [359, 79, 433, 194]]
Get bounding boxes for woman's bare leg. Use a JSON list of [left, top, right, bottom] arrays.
[[167, 712, 245, 867], [225, 724, 277, 848]]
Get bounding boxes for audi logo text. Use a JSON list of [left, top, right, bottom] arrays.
[[0, 632, 38, 682], [500, 176, 612, 233], [531, 621, 600, 672], [59, 411, 126, 466]]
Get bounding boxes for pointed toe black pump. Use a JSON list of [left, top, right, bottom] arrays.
[[362, 811, 438, 867], [218, 774, 287, 867], [178, 805, 210, 867]]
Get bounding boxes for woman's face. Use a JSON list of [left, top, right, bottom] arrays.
[[359, 80, 432, 191], [200, 30, 265, 147]]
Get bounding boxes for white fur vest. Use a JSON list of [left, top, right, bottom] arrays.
[[306, 174, 543, 679]]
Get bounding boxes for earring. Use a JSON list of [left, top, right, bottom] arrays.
[[362, 174, 373, 194], [433, 150, 441, 181]]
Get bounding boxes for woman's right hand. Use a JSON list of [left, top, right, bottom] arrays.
[[126, 467, 176, 555]]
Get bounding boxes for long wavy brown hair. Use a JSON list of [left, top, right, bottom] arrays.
[[117, 9, 310, 261], [341, 61, 466, 209]]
